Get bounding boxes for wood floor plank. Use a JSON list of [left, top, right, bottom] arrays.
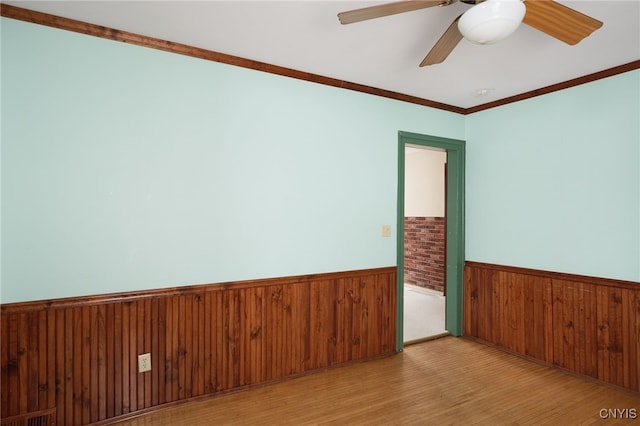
[[111, 337, 640, 426]]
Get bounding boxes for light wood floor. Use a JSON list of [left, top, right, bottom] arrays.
[[113, 337, 639, 425]]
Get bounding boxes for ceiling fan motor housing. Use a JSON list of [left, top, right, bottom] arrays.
[[458, 0, 526, 44], [337, 0, 603, 66]]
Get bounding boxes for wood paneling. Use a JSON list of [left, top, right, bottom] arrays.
[[1, 267, 396, 425], [464, 261, 640, 392]]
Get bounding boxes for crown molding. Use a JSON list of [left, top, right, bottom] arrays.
[[2, 4, 638, 115], [466, 60, 640, 114]]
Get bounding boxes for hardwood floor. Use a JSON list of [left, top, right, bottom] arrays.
[[111, 337, 640, 425]]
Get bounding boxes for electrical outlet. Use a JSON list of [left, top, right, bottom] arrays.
[[138, 353, 151, 373], [381, 225, 391, 238]]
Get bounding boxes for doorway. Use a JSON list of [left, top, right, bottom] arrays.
[[396, 131, 465, 352], [403, 145, 447, 344]]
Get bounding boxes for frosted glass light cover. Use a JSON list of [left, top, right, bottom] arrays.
[[458, 0, 526, 45]]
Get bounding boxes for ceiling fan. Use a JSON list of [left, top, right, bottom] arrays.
[[337, 0, 603, 66]]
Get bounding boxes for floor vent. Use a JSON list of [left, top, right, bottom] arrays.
[[1, 408, 56, 426]]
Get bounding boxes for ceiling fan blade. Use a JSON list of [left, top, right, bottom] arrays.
[[522, 0, 603, 45], [420, 15, 463, 66], [338, 0, 451, 25]]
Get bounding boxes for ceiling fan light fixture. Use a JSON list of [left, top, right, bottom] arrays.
[[458, 0, 526, 45]]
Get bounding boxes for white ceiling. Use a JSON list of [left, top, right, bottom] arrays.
[[5, 0, 640, 109]]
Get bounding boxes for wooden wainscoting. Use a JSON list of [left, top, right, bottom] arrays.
[[0, 267, 396, 425], [464, 261, 640, 392]]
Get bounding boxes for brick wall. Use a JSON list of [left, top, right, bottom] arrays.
[[404, 217, 446, 293]]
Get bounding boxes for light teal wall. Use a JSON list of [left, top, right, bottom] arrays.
[[3, 18, 638, 303], [466, 70, 640, 282], [1, 18, 464, 303]]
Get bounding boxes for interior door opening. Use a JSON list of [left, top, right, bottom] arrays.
[[403, 145, 448, 344], [396, 132, 465, 352]]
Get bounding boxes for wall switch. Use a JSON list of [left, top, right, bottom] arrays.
[[138, 353, 151, 373], [381, 225, 391, 238]]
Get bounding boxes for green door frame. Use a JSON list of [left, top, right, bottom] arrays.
[[396, 131, 465, 351]]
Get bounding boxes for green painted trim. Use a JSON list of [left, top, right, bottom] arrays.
[[396, 139, 406, 352], [396, 131, 466, 352]]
